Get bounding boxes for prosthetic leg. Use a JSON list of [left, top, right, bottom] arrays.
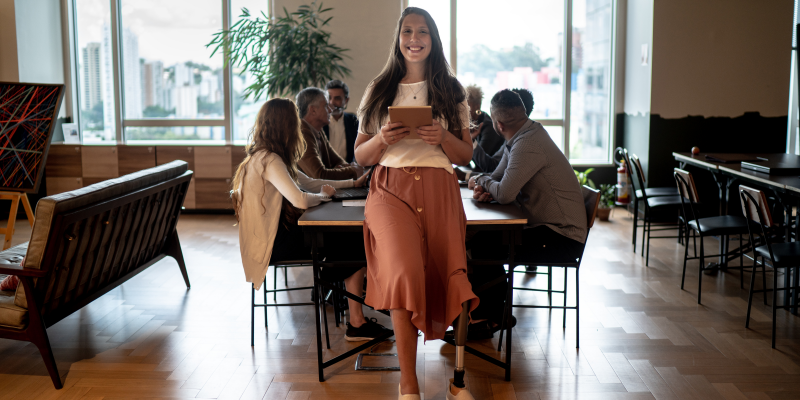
[[447, 300, 475, 400]]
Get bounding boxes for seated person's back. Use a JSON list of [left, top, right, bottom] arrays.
[[473, 90, 586, 245]]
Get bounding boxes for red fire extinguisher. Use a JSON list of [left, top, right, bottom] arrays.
[[616, 160, 631, 205]]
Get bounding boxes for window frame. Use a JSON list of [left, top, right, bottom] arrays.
[[405, 0, 619, 166], [65, 0, 615, 160], [68, 0, 243, 145]]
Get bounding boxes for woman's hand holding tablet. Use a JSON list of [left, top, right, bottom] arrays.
[[416, 120, 448, 146], [379, 121, 411, 146]]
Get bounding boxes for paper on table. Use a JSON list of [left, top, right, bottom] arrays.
[[342, 200, 366, 207]]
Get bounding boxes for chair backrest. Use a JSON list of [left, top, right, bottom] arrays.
[[629, 154, 647, 198], [739, 185, 774, 227], [582, 185, 601, 229], [673, 168, 700, 203], [15, 161, 193, 324]]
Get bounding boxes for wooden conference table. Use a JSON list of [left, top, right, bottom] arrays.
[[298, 196, 527, 382], [673, 152, 800, 313]]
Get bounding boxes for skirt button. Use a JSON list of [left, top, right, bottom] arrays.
[[417, 207, 423, 212], [415, 175, 420, 180]]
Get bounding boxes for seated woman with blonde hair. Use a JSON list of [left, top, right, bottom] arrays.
[[232, 98, 388, 341]]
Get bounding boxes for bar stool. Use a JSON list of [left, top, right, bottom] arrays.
[[630, 154, 684, 266], [740, 185, 800, 348], [674, 169, 752, 304]]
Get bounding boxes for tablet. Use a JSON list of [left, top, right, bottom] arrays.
[[388, 106, 432, 140]]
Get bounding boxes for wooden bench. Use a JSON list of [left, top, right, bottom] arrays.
[[0, 161, 193, 389]]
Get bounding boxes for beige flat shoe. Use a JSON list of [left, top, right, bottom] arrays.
[[445, 379, 475, 400], [399, 384, 421, 400]]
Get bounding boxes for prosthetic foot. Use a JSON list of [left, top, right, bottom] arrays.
[[446, 301, 475, 400]]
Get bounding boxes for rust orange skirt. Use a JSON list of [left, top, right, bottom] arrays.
[[363, 165, 478, 340]]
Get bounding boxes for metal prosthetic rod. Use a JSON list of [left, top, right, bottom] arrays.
[[453, 300, 470, 389]]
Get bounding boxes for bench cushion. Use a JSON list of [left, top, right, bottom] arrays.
[[17, 160, 189, 309], [0, 290, 26, 329], [0, 243, 29, 329]]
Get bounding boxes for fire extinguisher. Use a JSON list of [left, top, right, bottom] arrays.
[[616, 160, 631, 205]]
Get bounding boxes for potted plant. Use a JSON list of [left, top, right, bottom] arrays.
[[574, 168, 596, 188], [597, 183, 615, 221], [208, 1, 351, 99]]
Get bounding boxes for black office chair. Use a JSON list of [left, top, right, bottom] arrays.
[[674, 169, 752, 304], [630, 154, 684, 266], [619, 148, 679, 253], [740, 185, 800, 348], [500, 185, 600, 349]]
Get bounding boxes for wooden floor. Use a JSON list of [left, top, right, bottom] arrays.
[[1, 210, 799, 399]]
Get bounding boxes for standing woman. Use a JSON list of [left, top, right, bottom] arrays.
[[355, 7, 478, 400]]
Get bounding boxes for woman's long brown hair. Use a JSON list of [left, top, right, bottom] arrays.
[[359, 7, 466, 136], [231, 98, 306, 227]]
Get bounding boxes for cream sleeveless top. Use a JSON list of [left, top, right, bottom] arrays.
[[357, 81, 470, 173]]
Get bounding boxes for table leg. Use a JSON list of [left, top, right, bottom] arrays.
[[311, 233, 325, 382], [711, 173, 728, 216], [504, 229, 516, 382]]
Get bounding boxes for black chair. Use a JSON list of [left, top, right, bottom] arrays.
[[502, 185, 600, 349], [740, 185, 800, 348], [630, 154, 684, 266], [619, 148, 679, 254], [674, 169, 752, 304], [251, 260, 343, 346]]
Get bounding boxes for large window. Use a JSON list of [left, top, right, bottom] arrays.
[[231, 0, 271, 143], [411, 0, 617, 164], [73, 0, 233, 144], [75, 0, 116, 143]]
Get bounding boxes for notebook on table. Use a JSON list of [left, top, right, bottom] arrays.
[[740, 154, 800, 175]]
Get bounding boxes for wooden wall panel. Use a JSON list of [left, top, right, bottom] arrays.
[[118, 146, 156, 175], [45, 145, 82, 177], [183, 178, 196, 209], [194, 178, 231, 209], [82, 178, 107, 186], [194, 147, 232, 179], [46, 177, 82, 195], [156, 146, 195, 171], [231, 146, 246, 177], [81, 146, 119, 178]]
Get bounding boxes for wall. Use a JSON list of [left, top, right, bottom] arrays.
[[274, 0, 400, 107], [0, 0, 19, 81], [620, 0, 793, 188], [0, 0, 65, 84], [14, 0, 65, 84], [621, 0, 654, 174], [651, 0, 791, 118]]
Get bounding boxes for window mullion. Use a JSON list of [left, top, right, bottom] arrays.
[[223, 0, 233, 144], [110, 0, 124, 143], [563, 0, 573, 159]]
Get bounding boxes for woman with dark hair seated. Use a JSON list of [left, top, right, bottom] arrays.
[[232, 98, 389, 342]]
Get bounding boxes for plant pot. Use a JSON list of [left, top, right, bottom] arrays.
[[597, 207, 611, 221]]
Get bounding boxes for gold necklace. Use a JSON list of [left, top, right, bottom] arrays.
[[406, 83, 424, 100]]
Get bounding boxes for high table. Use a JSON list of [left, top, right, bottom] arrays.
[[673, 152, 799, 313], [298, 198, 527, 382]]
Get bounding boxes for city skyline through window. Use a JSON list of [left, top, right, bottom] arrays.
[[71, 0, 615, 163]]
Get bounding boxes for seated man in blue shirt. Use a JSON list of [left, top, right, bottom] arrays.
[[458, 89, 587, 340]]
